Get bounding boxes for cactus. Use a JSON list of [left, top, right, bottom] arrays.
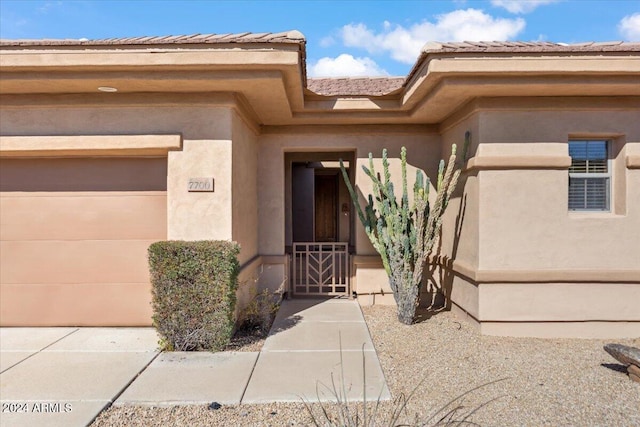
[[340, 139, 465, 324]]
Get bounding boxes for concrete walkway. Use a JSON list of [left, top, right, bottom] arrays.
[[0, 298, 389, 426], [242, 298, 390, 403], [0, 327, 159, 427]]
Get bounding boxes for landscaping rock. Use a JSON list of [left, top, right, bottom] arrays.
[[628, 365, 640, 383], [604, 343, 640, 367]]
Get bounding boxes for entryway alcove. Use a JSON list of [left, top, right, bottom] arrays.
[[285, 151, 355, 297]]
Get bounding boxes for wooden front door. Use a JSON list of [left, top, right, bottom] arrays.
[[314, 173, 337, 242]]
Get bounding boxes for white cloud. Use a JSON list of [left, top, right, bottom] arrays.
[[619, 13, 640, 41], [308, 54, 389, 77], [38, 1, 63, 14], [340, 9, 525, 64], [491, 0, 559, 14], [319, 35, 335, 48]]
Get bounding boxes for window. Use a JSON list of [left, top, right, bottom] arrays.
[[568, 140, 610, 211]]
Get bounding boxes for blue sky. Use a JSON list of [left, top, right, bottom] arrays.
[[1, 1, 638, 77]]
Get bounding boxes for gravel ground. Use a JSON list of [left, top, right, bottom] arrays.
[[363, 306, 640, 427], [93, 305, 640, 426], [224, 326, 268, 352]]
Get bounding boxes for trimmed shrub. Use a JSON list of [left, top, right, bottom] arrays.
[[148, 240, 240, 351]]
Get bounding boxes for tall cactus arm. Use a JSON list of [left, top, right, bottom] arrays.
[[383, 151, 399, 216], [400, 147, 410, 240], [436, 159, 445, 193], [424, 145, 459, 254], [340, 159, 368, 232], [339, 158, 392, 276], [412, 170, 424, 212]]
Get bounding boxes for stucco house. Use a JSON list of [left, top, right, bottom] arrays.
[[1, 32, 638, 338]]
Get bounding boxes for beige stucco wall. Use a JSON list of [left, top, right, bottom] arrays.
[[440, 113, 480, 264], [164, 108, 233, 242], [230, 110, 261, 317], [256, 255, 289, 294], [434, 111, 482, 315], [478, 276, 640, 339], [480, 282, 640, 322], [231, 111, 259, 264], [477, 109, 640, 272], [437, 102, 640, 338]]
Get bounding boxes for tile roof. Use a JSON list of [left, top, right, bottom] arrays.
[[0, 31, 305, 47], [307, 77, 405, 96], [421, 40, 640, 53]]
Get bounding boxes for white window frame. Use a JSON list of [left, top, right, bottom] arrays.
[[568, 139, 611, 212]]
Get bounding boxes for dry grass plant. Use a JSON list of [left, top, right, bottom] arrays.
[[302, 334, 506, 427]]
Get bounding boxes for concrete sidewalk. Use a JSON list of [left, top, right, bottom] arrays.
[[0, 327, 159, 427], [242, 298, 390, 403], [0, 298, 389, 426]]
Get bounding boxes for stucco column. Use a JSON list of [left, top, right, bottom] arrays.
[[167, 139, 233, 241]]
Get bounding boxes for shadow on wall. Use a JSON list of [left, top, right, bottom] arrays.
[[419, 186, 468, 323], [0, 158, 168, 191]]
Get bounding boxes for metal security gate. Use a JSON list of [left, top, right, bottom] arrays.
[[292, 242, 349, 296]]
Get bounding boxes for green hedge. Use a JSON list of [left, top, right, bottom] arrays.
[[148, 240, 240, 351]]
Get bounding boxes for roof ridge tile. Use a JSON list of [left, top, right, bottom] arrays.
[[307, 76, 405, 96], [0, 31, 306, 46]]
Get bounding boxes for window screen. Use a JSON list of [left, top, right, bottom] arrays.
[[568, 140, 610, 211]]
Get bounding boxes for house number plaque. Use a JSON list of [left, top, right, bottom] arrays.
[[188, 177, 214, 192]]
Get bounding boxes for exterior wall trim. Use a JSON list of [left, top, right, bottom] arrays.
[[437, 257, 640, 283], [480, 320, 640, 339], [0, 92, 240, 109], [627, 154, 640, 169], [261, 124, 438, 135], [0, 134, 182, 157], [452, 299, 640, 339], [352, 255, 383, 267], [464, 155, 571, 170], [346, 255, 640, 284], [260, 255, 289, 264], [238, 255, 262, 275]]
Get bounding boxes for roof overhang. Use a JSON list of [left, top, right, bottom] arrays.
[[1, 37, 639, 126], [0, 42, 307, 125]]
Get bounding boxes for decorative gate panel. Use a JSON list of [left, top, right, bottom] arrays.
[[292, 242, 349, 296]]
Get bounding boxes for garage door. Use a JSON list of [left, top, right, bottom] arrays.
[[0, 157, 167, 326]]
